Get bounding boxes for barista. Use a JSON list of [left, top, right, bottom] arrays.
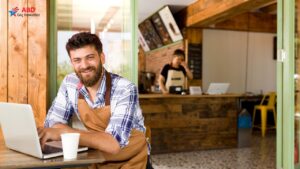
[[158, 49, 193, 94]]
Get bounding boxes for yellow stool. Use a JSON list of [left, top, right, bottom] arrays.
[[252, 92, 276, 137]]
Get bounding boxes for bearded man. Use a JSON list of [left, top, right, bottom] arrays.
[[38, 32, 151, 169]]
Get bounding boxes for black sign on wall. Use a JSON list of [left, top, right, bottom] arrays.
[[188, 44, 202, 79]]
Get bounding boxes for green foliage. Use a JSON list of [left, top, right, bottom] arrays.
[[57, 61, 73, 87]]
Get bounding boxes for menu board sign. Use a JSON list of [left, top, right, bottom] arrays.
[[151, 13, 172, 45], [188, 44, 202, 79], [138, 6, 182, 52], [138, 19, 163, 50], [158, 6, 183, 42], [138, 29, 150, 52]]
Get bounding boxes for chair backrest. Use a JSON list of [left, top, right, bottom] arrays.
[[259, 92, 276, 107]]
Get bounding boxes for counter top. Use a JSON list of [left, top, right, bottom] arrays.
[[139, 93, 247, 98]]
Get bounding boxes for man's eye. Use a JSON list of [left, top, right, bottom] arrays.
[[73, 59, 80, 63], [87, 56, 94, 60]]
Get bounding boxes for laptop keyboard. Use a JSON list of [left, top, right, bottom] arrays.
[[42, 144, 63, 155]]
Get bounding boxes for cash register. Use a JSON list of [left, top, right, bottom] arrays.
[[169, 86, 183, 94]]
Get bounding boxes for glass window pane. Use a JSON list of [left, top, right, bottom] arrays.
[[56, 0, 133, 87]]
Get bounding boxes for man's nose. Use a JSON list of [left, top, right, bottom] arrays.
[[80, 59, 89, 69]]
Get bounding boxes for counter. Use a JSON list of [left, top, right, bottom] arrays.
[[139, 94, 243, 154]]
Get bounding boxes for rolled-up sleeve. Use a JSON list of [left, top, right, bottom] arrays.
[[105, 84, 137, 148], [44, 77, 73, 128]]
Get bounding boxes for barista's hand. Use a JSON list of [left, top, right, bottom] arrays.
[[180, 61, 188, 68], [37, 127, 69, 150], [162, 90, 169, 94]]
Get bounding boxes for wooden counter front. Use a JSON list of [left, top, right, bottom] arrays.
[[139, 94, 242, 154]]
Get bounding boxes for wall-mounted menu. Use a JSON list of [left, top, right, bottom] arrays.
[[138, 6, 183, 52], [139, 19, 163, 50], [151, 13, 172, 45], [188, 44, 202, 79], [138, 29, 150, 52], [158, 6, 183, 42]]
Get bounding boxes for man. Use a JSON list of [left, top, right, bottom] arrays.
[[38, 32, 149, 168], [158, 49, 193, 94]]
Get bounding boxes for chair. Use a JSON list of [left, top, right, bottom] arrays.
[[145, 125, 151, 144], [252, 92, 276, 137]]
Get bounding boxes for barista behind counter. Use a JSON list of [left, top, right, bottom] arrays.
[[158, 49, 193, 94]]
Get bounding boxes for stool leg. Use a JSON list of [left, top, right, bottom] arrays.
[[261, 107, 267, 137]]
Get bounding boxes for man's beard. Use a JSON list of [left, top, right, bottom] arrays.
[[75, 63, 102, 87]]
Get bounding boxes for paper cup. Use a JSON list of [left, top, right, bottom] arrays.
[[61, 133, 80, 159]]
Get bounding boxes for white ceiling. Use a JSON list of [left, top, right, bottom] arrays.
[[57, 0, 196, 31], [138, 0, 197, 23]]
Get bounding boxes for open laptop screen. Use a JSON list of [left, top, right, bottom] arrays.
[[207, 83, 230, 95], [0, 102, 87, 159]]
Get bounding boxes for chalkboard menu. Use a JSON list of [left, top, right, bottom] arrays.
[[188, 44, 202, 79]]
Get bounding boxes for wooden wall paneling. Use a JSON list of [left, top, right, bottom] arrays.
[[248, 12, 276, 33], [184, 28, 202, 44], [28, 0, 47, 126], [0, 0, 8, 102], [8, 0, 28, 103], [183, 28, 203, 86]]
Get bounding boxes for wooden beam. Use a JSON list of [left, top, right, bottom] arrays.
[[0, 0, 8, 102], [183, 28, 203, 44], [206, 12, 276, 33], [28, 0, 47, 127], [182, 0, 276, 27], [259, 3, 277, 14]]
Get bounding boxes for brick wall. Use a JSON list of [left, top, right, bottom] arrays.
[[138, 41, 184, 85]]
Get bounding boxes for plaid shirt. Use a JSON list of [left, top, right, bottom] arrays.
[[45, 71, 146, 148]]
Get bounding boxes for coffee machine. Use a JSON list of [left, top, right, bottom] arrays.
[[139, 72, 155, 93]]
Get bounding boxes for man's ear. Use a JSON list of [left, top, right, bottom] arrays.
[[100, 53, 105, 64]]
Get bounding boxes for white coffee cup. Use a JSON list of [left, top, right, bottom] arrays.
[[61, 133, 80, 160]]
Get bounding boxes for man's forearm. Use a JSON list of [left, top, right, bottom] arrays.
[[79, 130, 120, 154], [158, 76, 168, 94], [183, 67, 193, 79], [158, 81, 168, 94], [186, 70, 193, 79], [52, 124, 120, 154]]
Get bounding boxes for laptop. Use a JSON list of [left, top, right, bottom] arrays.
[[0, 102, 88, 159], [207, 83, 230, 95]]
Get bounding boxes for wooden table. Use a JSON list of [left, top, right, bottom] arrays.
[[0, 130, 105, 169]]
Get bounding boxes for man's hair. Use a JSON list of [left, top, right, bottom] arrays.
[[173, 49, 185, 58], [66, 32, 102, 56]]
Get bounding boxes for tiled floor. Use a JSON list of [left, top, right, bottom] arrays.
[[151, 132, 276, 169]]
